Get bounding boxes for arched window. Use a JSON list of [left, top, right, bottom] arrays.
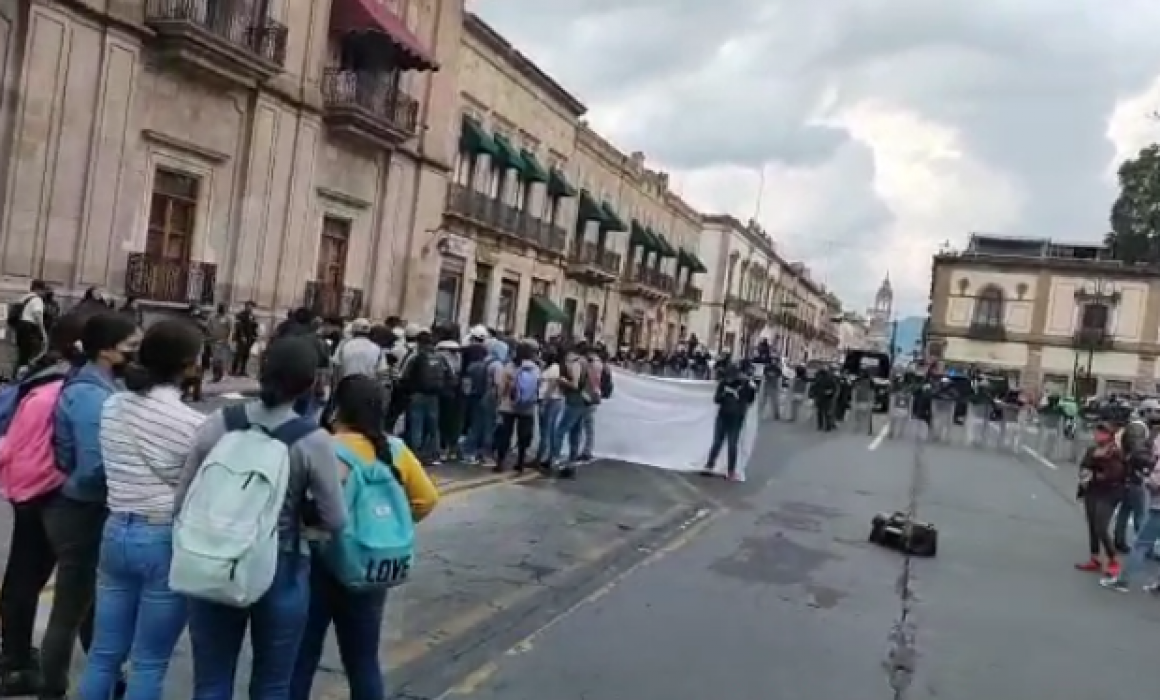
[[972, 285, 1005, 327], [1079, 303, 1109, 332]]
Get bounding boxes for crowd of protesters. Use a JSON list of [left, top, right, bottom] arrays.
[[0, 298, 446, 700]]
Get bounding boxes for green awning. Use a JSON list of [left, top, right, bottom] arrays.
[[679, 247, 708, 273], [528, 295, 569, 323], [547, 168, 577, 197], [491, 134, 526, 173], [459, 117, 499, 157], [577, 190, 605, 222], [650, 228, 678, 257], [600, 201, 627, 232], [630, 220, 659, 250], [519, 149, 549, 183]]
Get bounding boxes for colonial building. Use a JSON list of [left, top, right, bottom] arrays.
[[440, 11, 577, 336], [928, 233, 1158, 396], [568, 128, 705, 350], [0, 0, 461, 321], [441, 15, 703, 345], [692, 214, 840, 360]]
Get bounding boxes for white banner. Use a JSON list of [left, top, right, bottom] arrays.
[[593, 367, 760, 480]]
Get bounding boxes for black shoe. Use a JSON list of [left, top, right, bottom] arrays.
[[0, 669, 39, 697], [558, 467, 576, 480], [1115, 543, 1131, 555]]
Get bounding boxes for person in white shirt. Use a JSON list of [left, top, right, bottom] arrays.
[[536, 345, 564, 471], [12, 280, 48, 374]]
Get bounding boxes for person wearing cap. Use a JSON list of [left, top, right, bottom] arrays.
[[332, 318, 384, 382]]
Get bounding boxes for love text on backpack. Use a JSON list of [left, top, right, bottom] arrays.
[[170, 406, 315, 607], [323, 438, 415, 590]]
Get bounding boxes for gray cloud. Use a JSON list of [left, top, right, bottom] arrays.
[[470, 0, 1160, 311]]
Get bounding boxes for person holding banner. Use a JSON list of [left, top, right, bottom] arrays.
[[702, 362, 756, 481]]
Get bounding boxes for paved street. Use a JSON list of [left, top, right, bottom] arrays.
[[423, 419, 1159, 700], [9, 410, 1154, 699]]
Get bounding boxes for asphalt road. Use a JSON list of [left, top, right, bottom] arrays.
[[425, 418, 1160, 700], [13, 408, 1150, 699]]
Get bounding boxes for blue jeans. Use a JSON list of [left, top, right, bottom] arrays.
[[463, 396, 496, 460], [77, 514, 187, 700], [552, 403, 586, 464], [291, 560, 388, 700], [407, 394, 441, 460], [537, 398, 564, 463], [188, 552, 310, 700], [1115, 483, 1148, 545], [580, 405, 597, 457], [1120, 509, 1160, 583]]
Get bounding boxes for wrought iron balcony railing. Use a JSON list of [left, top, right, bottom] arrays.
[[305, 281, 364, 320], [321, 68, 420, 136], [144, 0, 289, 66], [125, 253, 216, 305]]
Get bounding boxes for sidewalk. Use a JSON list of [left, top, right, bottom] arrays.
[[199, 375, 259, 398]]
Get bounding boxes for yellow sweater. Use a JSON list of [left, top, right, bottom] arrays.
[[334, 431, 439, 522]]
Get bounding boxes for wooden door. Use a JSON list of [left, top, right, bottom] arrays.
[[317, 217, 350, 288]]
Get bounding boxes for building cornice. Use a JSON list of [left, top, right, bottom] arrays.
[[464, 13, 587, 118], [933, 253, 1160, 279]]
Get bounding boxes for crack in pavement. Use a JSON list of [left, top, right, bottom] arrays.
[[884, 437, 924, 700]]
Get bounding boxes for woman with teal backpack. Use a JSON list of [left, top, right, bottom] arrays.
[[291, 375, 440, 700]]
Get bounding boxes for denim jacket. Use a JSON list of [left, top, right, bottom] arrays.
[[53, 362, 117, 503]]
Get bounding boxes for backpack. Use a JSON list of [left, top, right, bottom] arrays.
[[509, 365, 538, 410], [322, 438, 415, 590], [463, 358, 498, 399], [0, 374, 69, 503], [599, 365, 613, 400], [5, 294, 29, 329], [406, 351, 449, 395], [0, 365, 72, 438], [169, 405, 316, 607]]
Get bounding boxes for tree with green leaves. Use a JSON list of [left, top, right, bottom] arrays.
[[1106, 144, 1160, 263]]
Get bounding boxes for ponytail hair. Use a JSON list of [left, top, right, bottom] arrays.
[[331, 376, 399, 473]]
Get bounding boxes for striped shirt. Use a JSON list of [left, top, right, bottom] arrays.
[[100, 386, 206, 516]]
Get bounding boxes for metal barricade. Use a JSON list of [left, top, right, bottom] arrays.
[[848, 399, 874, 436]]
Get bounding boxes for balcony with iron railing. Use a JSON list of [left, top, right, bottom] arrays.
[[125, 253, 217, 305], [445, 184, 565, 257], [144, 0, 289, 86], [567, 241, 620, 284], [966, 321, 1007, 341], [1072, 326, 1113, 350], [515, 215, 566, 254], [304, 281, 364, 320], [321, 69, 420, 147], [668, 283, 703, 310]]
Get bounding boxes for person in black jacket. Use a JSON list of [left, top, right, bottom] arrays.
[[702, 363, 756, 481], [811, 368, 838, 431]]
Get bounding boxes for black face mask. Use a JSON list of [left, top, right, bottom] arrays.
[[112, 353, 137, 378]]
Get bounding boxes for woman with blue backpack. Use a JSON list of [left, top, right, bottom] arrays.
[[494, 340, 541, 474], [290, 375, 438, 700]]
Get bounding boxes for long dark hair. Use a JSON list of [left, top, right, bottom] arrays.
[[330, 375, 393, 467], [124, 320, 202, 393]]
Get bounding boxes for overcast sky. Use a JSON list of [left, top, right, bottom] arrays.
[[469, 0, 1160, 317]]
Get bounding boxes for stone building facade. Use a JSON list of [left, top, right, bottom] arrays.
[[0, 0, 461, 322], [692, 214, 840, 361], [928, 233, 1160, 397], [441, 13, 705, 347]]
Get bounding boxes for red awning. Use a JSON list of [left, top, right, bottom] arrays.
[[330, 0, 439, 71]]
